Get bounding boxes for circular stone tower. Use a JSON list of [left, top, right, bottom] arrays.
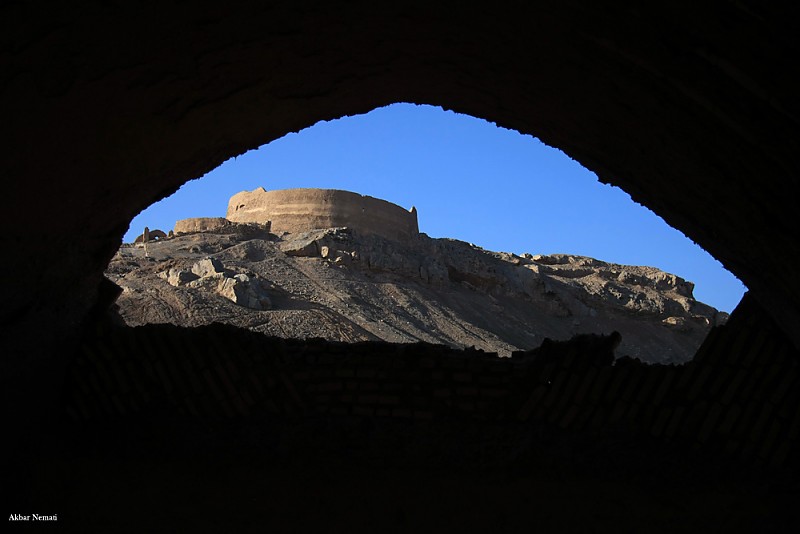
[[226, 188, 419, 242]]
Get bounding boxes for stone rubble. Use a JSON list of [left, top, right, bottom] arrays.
[[157, 257, 271, 310]]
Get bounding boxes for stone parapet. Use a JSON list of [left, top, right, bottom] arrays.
[[174, 217, 231, 234]]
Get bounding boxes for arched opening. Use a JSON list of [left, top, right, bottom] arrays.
[[113, 103, 745, 363], [5, 3, 800, 530]]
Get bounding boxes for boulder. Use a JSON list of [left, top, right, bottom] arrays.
[[281, 237, 319, 257], [158, 268, 199, 287], [218, 273, 271, 310], [191, 258, 224, 278], [333, 250, 352, 264], [662, 316, 690, 330], [185, 272, 226, 290]]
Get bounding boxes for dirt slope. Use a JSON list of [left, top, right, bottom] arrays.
[[107, 226, 726, 363]]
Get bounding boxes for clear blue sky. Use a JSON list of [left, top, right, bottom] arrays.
[[125, 103, 746, 312]]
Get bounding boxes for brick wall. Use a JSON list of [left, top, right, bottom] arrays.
[[65, 293, 800, 473]]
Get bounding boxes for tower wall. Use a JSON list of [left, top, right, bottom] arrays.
[[226, 188, 419, 242]]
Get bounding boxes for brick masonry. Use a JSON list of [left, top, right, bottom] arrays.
[[65, 293, 799, 474]]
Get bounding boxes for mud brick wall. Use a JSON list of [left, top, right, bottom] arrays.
[[65, 294, 800, 473], [226, 188, 419, 243]]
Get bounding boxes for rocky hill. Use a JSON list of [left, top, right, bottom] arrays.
[[107, 223, 726, 364]]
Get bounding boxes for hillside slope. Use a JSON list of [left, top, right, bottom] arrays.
[[107, 225, 726, 363]]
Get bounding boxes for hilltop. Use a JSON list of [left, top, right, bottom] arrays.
[[107, 220, 725, 363]]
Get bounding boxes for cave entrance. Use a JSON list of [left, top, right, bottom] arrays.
[[111, 103, 745, 364]]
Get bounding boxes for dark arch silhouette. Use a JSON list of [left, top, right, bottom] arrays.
[[4, 3, 798, 345], [3, 2, 800, 529]]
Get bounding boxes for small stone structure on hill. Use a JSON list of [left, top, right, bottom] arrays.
[[174, 217, 231, 234], [134, 227, 167, 243], [226, 187, 419, 242]]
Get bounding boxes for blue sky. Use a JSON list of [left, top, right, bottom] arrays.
[[125, 103, 746, 312]]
